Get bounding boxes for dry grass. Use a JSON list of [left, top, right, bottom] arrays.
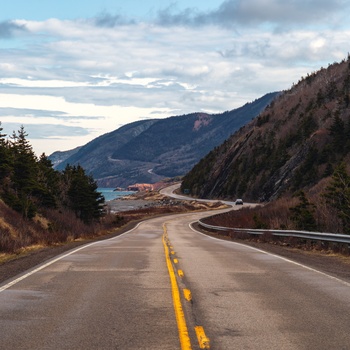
[[202, 195, 349, 256]]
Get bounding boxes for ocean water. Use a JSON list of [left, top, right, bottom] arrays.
[[98, 188, 135, 202]]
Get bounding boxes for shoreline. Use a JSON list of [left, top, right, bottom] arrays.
[[106, 198, 159, 213]]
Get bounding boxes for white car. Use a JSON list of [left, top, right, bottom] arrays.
[[235, 199, 243, 205]]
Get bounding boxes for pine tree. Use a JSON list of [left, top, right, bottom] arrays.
[[35, 153, 61, 208], [7, 126, 38, 218], [0, 123, 12, 184], [323, 163, 350, 234], [63, 165, 105, 224], [329, 114, 345, 154], [0, 123, 106, 224], [290, 191, 317, 231], [10, 126, 38, 192]]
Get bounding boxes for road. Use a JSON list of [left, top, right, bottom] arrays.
[[1, 205, 350, 348], [160, 183, 236, 205]]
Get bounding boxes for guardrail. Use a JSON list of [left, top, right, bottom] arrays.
[[198, 220, 350, 244]]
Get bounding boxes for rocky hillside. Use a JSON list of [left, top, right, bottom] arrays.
[[181, 56, 350, 202], [50, 92, 277, 187]]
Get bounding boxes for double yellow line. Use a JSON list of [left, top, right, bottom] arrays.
[[162, 224, 210, 349]]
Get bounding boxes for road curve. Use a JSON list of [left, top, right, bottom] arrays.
[[160, 183, 257, 208], [160, 183, 231, 204], [1, 207, 350, 349]]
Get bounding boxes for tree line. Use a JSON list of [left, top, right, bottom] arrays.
[[0, 124, 105, 224]]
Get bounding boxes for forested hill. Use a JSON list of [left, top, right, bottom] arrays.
[[49, 92, 278, 187], [181, 56, 350, 202]]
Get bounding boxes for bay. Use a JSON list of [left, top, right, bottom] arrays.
[[98, 188, 135, 202]]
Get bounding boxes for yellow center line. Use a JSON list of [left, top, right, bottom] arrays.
[[163, 224, 192, 350], [183, 289, 192, 302], [195, 326, 210, 349]]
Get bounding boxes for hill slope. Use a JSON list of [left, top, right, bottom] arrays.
[[50, 92, 277, 187], [181, 57, 350, 202]]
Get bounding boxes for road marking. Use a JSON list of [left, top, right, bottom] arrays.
[[190, 222, 350, 287], [163, 224, 192, 350], [0, 242, 97, 293], [174, 258, 179, 264], [0, 223, 141, 293], [178, 269, 184, 277], [183, 289, 192, 301], [195, 326, 210, 349]]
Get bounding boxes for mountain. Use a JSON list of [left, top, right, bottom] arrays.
[[48, 146, 82, 167], [181, 57, 350, 202], [50, 92, 278, 187]]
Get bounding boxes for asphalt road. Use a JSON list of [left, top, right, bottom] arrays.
[[1, 208, 350, 349]]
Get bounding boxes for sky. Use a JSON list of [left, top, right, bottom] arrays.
[[0, 0, 349, 156]]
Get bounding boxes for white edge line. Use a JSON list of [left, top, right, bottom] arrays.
[[189, 222, 350, 288], [0, 222, 142, 293]]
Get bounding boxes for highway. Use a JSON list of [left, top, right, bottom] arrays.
[[1, 194, 350, 348]]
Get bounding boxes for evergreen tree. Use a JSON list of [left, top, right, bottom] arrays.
[[35, 153, 61, 208], [0, 122, 106, 225], [10, 126, 38, 193], [329, 115, 345, 154], [290, 191, 317, 231], [5, 126, 38, 218], [63, 165, 105, 224], [323, 163, 350, 234], [0, 123, 12, 184]]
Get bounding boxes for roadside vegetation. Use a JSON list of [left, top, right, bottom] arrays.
[[0, 124, 108, 256], [203, 162, 350, 234], [201, 163, 350, 255]]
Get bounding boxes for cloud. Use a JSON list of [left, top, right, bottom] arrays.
[[213, 0, 344, 26], [0, 20, 27, 39], [93, 13, 136, 27], [1, 2, 349, 155], [0, 107, 67, 118], [156, 0, 349, 29], [156, 4, 203, 27], [0, 19, 347, 115], [0, 107, 104, 121], [0, 122, 90, 139]]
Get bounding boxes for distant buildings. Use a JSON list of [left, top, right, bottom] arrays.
[[127, 183, 154, 192]]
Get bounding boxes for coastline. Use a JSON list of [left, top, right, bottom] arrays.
[[106, 198, 160, 213]]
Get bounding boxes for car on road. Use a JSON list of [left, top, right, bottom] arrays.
[[235, 199, 243, 205]]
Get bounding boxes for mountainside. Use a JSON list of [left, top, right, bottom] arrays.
[[50, 92, 277, 187], [49, 146, 82, 167], [181, 57, 350, 202]]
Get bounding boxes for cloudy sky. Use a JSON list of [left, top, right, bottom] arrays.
[[1, 0, 349, 156]]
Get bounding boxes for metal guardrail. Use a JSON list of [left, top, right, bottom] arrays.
[[198, 220, 350, 244]]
